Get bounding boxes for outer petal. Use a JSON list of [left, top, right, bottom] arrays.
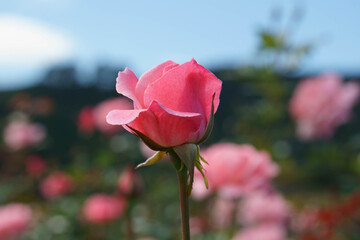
[[106, 109, 145, 125], [135, 60, 179, 107], [116, 68, 142, 109], [144, 59, 222, 125], [127, 101, 203, 147]]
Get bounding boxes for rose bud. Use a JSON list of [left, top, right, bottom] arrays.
[[26, 155, 47, 177], [118, 166, 144, 198], [77, 106, 96, 135]]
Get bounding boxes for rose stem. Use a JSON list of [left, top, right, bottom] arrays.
[[169, 150, 191, 240]]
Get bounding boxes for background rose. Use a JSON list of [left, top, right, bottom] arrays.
[[26, 155, 47, 177], [93, 97, 132, 135], [232, 224, 287, 240], [3, 121, 46, 151], [106, 59, 222, 148], [192, 143, 279, 199], [238, 191, 290, 225], [82, 194, 126, 224], [0, 203, 32, 240], [40, 172, 74, 200], [289, 73, 360, 140]]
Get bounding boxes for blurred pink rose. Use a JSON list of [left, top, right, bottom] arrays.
[[211, 197, 236, 228], [238, 191, 290, 225], [77, 106, 96, 135], [40, 172, 74, 199], [0, 203, 32, 240], [189, 216, 209, 235], [192, 143, 279, 199], [232, 224, 287, 240], [289, 73, 360, 140], [82, 194, 126, 224], [3, 121, 46, 151], [118, 166, 143, 197], [93, 98, 132, 135], [26, 155, 47, 177], [107, 59, 222, 149]]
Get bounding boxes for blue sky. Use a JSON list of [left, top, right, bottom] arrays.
[[1, 0, 359, 89]]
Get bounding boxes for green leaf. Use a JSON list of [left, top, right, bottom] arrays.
[[173, 144, 198, 196], [136, 151, 167, 169], [197, 93, 216, 144], [126, 125, 168, 151]]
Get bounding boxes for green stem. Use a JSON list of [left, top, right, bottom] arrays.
[[169, 151, 191, 240]]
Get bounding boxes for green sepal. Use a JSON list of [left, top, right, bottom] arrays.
[[136, 151, 167, 169], [126, 125, 168, 151], [196, 93, 216, 144], [195, 145, 209, 189], [173, 144, 198, 196], [195, 160, 208, 189], [199, 155, 208, 165]]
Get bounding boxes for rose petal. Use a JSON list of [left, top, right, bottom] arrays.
[[106, 109, 145, 125], [135, 60, 179, 107], [128, 101, 203, 147], [116, 68, 141, 108], [144, 59, 222, 125]]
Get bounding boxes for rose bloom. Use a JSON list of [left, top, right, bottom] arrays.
[[26, 155, 47, 177], [189, 216, 209, 236], [118, 166, 143, 197], [192, 143, 279, 199], [289, 73, 360, 140], [238, 191, 290, 225], [0, 203, 32, 240], [40, 172, 74, 200], [211, 197, 236, 228], [232, 223, 287, 240], [3, 121, 46, 151], [82, 194, 126, 224], [106, 59, 222, 149], [93, 98, 132, 135], [77, 106, 96, 135]]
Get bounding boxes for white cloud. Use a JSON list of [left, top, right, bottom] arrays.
[[0, 14, 73, 65]]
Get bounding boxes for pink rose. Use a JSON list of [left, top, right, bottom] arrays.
[[238, 191, 290, 225], [77, 106, 96, 135], [93, 98, 132, 135], [82, 194, 126, 224], [40, 172, 74, 200], [189, 217, 209, 235], [192, 143, 279, 199], [106, 59, 222, 149], [0, 203, 32, 240], [289, 73, 360, 140], [118, 166, 144, 197], [26, 155, 47, 177], [211, 197, 236, 228], [3, 121, 46, 151], [232, 224, 287, 240]]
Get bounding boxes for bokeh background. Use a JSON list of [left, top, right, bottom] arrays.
[[1, 1, 360, 239]]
